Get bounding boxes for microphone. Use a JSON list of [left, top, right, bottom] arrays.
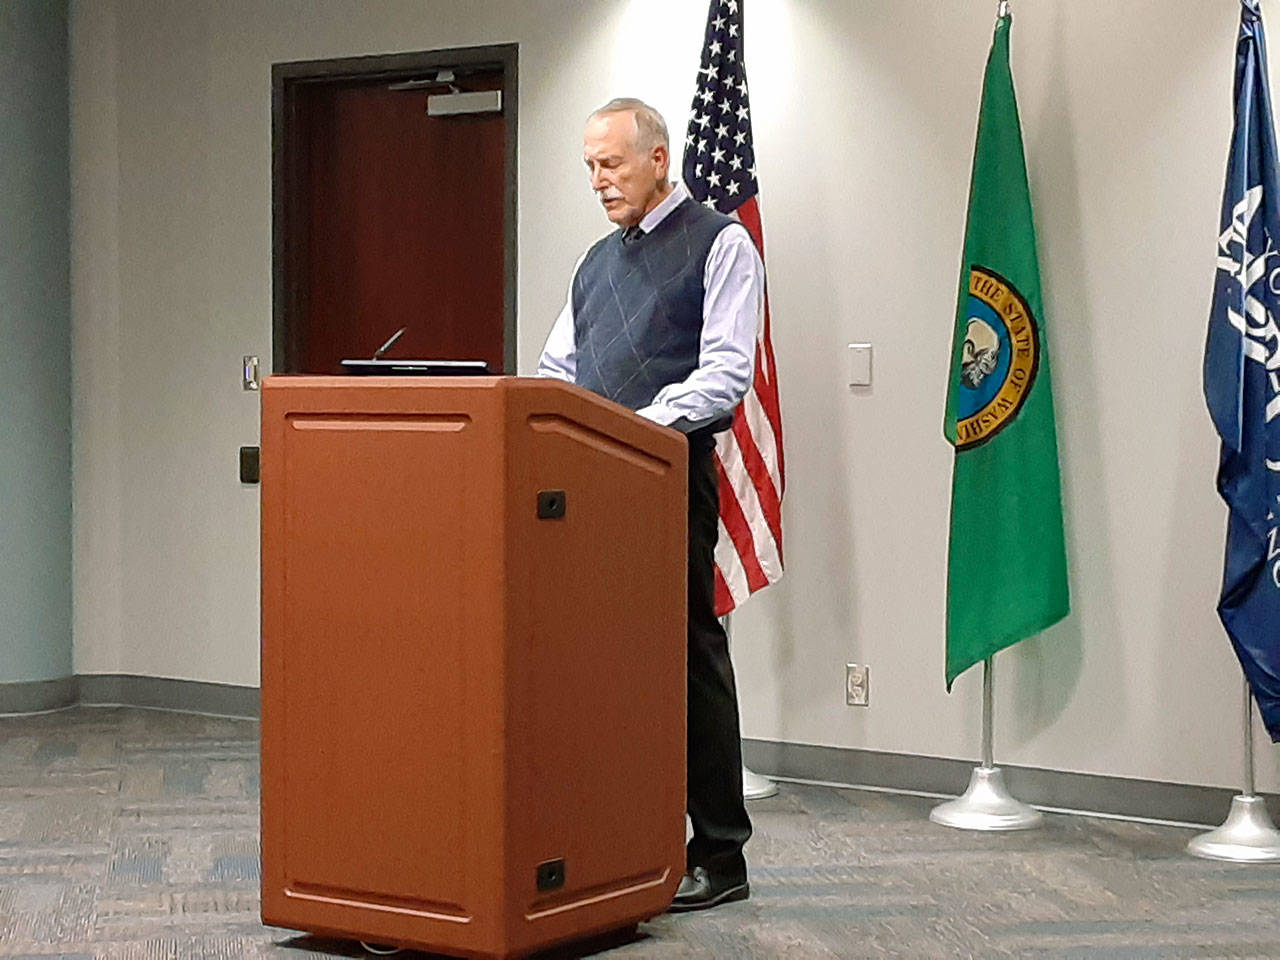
[[372, 327, 407, 360]]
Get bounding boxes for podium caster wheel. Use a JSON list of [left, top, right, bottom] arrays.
[[360, 943, 402, 956]]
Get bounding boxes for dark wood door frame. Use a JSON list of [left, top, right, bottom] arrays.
[[271, 43, 519, 374]]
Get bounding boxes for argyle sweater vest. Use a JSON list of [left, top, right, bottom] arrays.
[[572, 197, 736, 416]]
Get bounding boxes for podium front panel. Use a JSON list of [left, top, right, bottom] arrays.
[[261, 378, 507, 955]]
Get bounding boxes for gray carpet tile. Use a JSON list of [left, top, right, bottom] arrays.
[[2, 707, 1280, 959]]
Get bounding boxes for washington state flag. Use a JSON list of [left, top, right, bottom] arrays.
[[943, 11, 1069, 689]]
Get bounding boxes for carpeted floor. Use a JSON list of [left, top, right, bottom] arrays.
[[2, 707, 1280, 959]]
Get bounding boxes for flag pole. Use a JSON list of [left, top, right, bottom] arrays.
[[929, 656, 1043, 831], [1187, 677, 1280, 861], [722, 613, 779, 800], [981, 654, 995, 768]]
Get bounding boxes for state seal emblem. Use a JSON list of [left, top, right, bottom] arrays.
[[954, 266, 1040, 450]]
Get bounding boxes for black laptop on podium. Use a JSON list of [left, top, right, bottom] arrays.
[[340, 328, 490, 376]]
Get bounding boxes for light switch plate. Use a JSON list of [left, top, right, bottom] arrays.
[[848, 343, 872, 387]]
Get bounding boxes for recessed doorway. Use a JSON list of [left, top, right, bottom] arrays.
[[272, 44, 517, 375]]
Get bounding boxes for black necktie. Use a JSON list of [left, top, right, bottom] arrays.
[[622, 225, 644, 245]]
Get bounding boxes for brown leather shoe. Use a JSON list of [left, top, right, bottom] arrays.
[[667, 866, 750, 913]]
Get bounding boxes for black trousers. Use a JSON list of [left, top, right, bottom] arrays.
[[684, 428, 752, 882]]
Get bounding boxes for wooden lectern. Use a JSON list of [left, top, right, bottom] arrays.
[[260, 376, 688, 959]]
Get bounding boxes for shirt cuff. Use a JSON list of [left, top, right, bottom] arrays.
[[636, 405, 728, 436], [634, 403, 677, 426]]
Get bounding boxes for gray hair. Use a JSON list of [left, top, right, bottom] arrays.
[[588, 97, 669, 153]]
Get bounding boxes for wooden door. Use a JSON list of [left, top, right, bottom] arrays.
[[273, 48, 517, 375]]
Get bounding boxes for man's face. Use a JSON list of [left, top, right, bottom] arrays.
[[583, 112, 669, 227]]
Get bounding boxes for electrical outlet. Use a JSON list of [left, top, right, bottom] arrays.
[[846, 663, 869, 706]]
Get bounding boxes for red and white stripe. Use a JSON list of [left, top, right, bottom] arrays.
[[713, 195, 784, 615]]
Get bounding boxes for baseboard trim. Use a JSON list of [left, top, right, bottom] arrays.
[[0, 674, 259, 720], [78, 674, 260, 719], [0, 678, 1267, 826], [0, 676, 79, 716], [742, 738, 1279, 828]]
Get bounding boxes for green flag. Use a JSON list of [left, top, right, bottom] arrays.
[[944, 12, 1069, 690]]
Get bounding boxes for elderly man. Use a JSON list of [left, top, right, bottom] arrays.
[[537, 98, 763, 912]]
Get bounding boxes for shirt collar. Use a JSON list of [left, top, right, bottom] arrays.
[[636, 182, 690, 234]]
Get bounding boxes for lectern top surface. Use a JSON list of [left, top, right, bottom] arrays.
[[340, 359, 490, 376]]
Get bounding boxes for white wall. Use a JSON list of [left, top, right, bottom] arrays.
[[70, 0, 1280, 794]]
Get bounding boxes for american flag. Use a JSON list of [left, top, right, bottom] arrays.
[[682, 0, 785, 615]]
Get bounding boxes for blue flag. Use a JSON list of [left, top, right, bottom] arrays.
[[1206, 0, 1280, 741]]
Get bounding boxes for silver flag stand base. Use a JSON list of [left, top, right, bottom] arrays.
[[930, 765, 1043, 831], [930, 658, 1041, 832], [743, 765, 778, 800], [1188, 679, 1280, 862], [1188, 795, 1280, 862]]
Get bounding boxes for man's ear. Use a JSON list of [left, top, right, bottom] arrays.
[[652, 143, 670, 181]]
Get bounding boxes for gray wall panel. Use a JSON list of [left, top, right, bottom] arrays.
[[0, 0, 71, 686]]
